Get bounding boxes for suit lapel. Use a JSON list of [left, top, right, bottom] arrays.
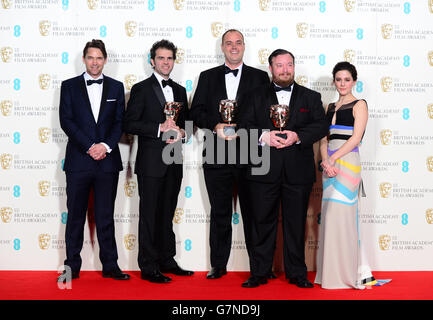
[[266, 83, 279, 129], [217, 64, 228, 100], [235, 64, 249, 104], [97, 75, 109, 123], [287, 82, 299, 125], [151, 74, 166, 107], [78, 74, 95, 123]]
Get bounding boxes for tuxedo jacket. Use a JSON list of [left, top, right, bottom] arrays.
[[241, 81, 329, 184], [123, 74, 187, 178], [59, 73, 124, 173], [190, 64, 269, 167]]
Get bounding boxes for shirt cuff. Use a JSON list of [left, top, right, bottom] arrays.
[[100, 142, 112, 153]]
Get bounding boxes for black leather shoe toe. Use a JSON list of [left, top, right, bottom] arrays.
[[241, 276, 267, 288], [141, 271, 172, 283], [102, 269, 130, 280], [289, 277, 314, 288], [160, 266, 194, 276], [206, 267, 227, 279]]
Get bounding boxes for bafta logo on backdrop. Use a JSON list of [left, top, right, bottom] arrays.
[[380, 77, 392, 92], [427, 104, 433, 119], [427, 156, 433, 172], [429, 0, 433, 13], [1, 0, 12, 9], [38, 234, 51, 250], [0, 153, 12, 170], [38, 180, 50, 197], [124, 74, 137, 91], [124, 180, 136, 197], [428, 51, 433, 66], [87, 0, 99, 10], [173, 208, 184, 224], [173, 0, 185, 10], [380, 129, 392, 145], [295, 75, 308, 87], [0, 207, 13, 223], [125, 21, 137, 37], [296, 23, 308, 38], [124, 234, 136, 251], [344, 49, 355, 63], [39, 74, 51, 90], [258, 48, 270, 65], [38, 127, 51, 143], [39, 20, 51, 36], [381, 24, 393, 39], [344, 0, 356, 12], [426, 209, 433, 224], [379, 182, 392, 198], [175, 48, 185, 64], [378, 235, 391, 251], [211, 22, 223, 38], [1, 100, 12, 116], [1, 47, 13, 63], [258, 0, 271, 11]]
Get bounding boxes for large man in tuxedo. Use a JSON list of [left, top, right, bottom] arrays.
[[123, 39, 193, 283], [240, 49, 328, 288], [58, 39, 129, 282], [190, 29, 269, 279]]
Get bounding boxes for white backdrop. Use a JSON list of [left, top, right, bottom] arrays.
[[1, 0, 433, 272]]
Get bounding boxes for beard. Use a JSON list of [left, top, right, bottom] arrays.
[[272, 73, 294, 87]]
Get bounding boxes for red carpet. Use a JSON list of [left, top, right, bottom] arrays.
[[1, 271, 432, 300]]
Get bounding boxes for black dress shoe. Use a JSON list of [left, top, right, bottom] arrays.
[[160, 266, 194, 276], [141, 270, 172, 283], [102, 269, 130, 280], [267, 271, 277, 279], [206, 267, 227, 279], [289, 277, 314, 288], [241, 276, 267, 288], [57, 270, 79, 283]]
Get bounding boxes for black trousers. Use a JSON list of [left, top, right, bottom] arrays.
[[203, 165, 251, 268], [64, 171, 119, 273], [247, 174, 312, 279], [136, 165, 182, 273]]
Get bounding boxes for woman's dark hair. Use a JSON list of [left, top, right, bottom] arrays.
[[83, 39, 107, 59], [150, 39, 177, 61], [332, 61, 357, 81]]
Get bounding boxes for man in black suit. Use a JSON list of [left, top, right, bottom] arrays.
[[190, 29, 269, 279], [123, 39, 193, 283], [240, 49, 328, 288], [58, 39, 129, 282]]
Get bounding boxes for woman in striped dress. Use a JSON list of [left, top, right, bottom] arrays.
[[314, 61, 373, 289]]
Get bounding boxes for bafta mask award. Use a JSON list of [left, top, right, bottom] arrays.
[[219, 99, 237, 136], [270, 104, 290, 138], [164, 101, 183, 139]]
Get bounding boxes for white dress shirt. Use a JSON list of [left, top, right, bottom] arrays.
[[83, 72, 111, 153], [154, 72, 175, 138], [225, 63, 243, 100]]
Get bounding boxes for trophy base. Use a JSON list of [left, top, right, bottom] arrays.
[[276, 133, 287, 139], [224, 126, 236, 136]]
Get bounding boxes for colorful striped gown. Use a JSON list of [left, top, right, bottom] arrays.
[[314, 100, 372, 289]]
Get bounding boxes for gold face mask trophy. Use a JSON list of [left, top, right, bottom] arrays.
[[164, 102, 183, 139], [219, 99, 237, 136], [270, 104, 290, 138]]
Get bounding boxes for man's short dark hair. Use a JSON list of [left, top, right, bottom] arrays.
[[221, 29, 244, 44], [150, 39, 177, 61], [268, 49, 295, 66], [83, 39, 107, 59]]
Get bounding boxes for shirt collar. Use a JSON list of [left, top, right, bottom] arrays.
[[83, 72, 104, 81]]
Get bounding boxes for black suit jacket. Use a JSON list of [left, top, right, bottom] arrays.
[[241, 82, 328, 184], [59, 73, 124, 173], [190, 63, 269, 167], [123, 74, 187, 178]]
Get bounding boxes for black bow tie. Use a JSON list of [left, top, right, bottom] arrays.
[[224, 66, 239, 77], [86, 78, 103, 86], [273, 84, 291, 92], [162, 79, 173, 88]]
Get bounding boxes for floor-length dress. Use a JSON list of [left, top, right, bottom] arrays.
[[314, 99, 372, 289]]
